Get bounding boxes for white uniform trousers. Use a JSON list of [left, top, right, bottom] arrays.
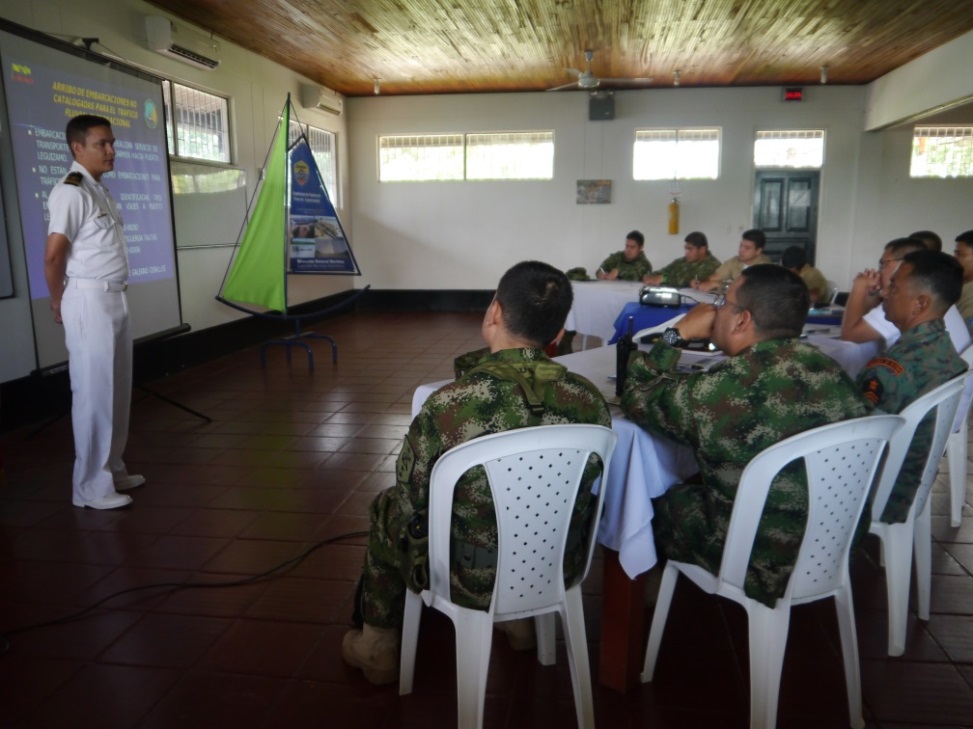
[[61, 283, 133, 502]]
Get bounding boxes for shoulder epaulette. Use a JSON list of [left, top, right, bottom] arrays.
[[64, 172, 83, 187]]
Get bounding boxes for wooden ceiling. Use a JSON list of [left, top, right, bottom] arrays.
[[146, 0, 973, 97]]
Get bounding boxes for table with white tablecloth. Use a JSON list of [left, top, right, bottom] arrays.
[[563, 280, 644, 344]]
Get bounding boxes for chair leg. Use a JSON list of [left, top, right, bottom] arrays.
[[880, 524, 914, 657], [535, 613, 556, 666], [561, 587, 595, 729], [641, 562, 679, 682], [399, 590, 424, 695], [834, 587, 863, 728], [453, 610, 494, 729], [913, 500, 933, 621], [947, 424, 968, 528], [746, 602, 790, 729]]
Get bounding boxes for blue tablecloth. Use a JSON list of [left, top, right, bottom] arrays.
[[609, 302, 844, 344]]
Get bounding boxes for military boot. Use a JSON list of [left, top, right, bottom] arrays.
[[496, 617, 536, 651], [342, 624, 401, 685]]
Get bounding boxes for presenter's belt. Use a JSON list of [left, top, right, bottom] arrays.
[[67, 278, 127, 293]]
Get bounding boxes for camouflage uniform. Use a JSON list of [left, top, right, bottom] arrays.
[[711, 253, 773, 283], [621, 338, 868, 606], [857, 319, 966, 522], [361, 347, 611, 628], [598, 251, 652, 280], [797, 264, 830, 303], [651, 252, 721, 287]]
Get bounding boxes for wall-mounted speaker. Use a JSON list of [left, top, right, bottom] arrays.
[[589, 94, 614, 121]]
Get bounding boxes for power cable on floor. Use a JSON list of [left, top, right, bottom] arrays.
[[0, 529, 368, 657]]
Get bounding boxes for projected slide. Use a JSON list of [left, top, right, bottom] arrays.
[[0, 28, 181, 370]]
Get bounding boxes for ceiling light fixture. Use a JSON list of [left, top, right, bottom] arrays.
[[373, 78, 381, 95], [820, 65, 828, 85], [673, 70, 681, 87]]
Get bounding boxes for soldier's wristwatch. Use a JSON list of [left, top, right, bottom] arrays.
[[661, 327, 684, 347]]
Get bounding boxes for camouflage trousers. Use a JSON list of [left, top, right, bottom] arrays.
[[652, 479, 807, 608], [360, 486, 500, 629], [360, 485, 591, 628]]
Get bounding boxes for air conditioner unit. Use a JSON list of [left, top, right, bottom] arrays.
[[145, 16, 220, 71], [299, 83, 343, 115]]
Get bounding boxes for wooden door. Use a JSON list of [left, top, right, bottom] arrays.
[[752, 170, 820, 264]]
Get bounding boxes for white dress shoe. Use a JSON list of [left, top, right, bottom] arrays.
[[72, 492, 133, 510], [114, 474, 146, 491]]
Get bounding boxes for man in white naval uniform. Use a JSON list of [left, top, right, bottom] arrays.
[[44, 114, 144, 510]]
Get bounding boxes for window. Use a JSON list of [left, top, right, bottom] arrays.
[[754, 130, 824, 168], [466, 132, 554, 180], [307, 125, 338, 205], [287, 121, 339, 205], [633, 128, 720, 180], [163, 81, 230, 163], [910, 126, 973, 178], [379, 134, 464, 181]]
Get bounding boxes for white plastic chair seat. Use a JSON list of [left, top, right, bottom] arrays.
[[946, 344, 973, 527], [398, 424, 616, 729], [868, 374, 967, 656], [642, 414, 903, 729]]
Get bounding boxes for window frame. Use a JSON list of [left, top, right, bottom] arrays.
[[753, 129, 825, 169], [163, 80, 232, 165], [910, 125, 973, 179], [633, 127, 721, 181]]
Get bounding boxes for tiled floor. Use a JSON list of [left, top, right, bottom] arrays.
[[1, 310, 973, 728]]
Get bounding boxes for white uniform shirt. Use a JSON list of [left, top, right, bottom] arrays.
[[864, 303, 971, 352], [47, 161, 128, 282]]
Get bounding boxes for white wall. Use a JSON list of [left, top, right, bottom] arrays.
[[347, 84, 933, 293], [0, 0, 350, 382]]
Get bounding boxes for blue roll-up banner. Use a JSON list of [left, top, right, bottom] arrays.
[[288, 139, 360, 275]]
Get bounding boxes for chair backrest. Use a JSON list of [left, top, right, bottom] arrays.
[[870, 375, 966, 524], [952, 344, 973, 432], [719, 415, 903, 601], [826, 280, 840, 305], [426, 424, 616, 618]]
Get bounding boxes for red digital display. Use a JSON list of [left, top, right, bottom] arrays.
[[783, 87, 804, 102]]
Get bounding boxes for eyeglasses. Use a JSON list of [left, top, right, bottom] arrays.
[[879, 256, 903, 268], [713, 294, 745, 311]]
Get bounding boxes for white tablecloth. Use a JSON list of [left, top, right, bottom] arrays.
[[411, 334, 881, 579], [564, 281, 643, 341]]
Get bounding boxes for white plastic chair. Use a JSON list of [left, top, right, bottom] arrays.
[[399, 424, 617, 729], [945, 345, 973, 526], [869, 374, 966, 657], [641, 414, 903, 729], [826, 279, 840, 305]]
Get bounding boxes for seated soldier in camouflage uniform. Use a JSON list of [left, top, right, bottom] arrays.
[[621, 265, 868, 606], [595, 229, 652, 280], [342, 260, 611, 685], [641, 231, 721, 288], [857, 249, 967, 522]]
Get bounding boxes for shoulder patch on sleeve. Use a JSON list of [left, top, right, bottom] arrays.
[[861, 376, 884, 406], [64, 172, 83, 187], [866, 356, 905, 375]]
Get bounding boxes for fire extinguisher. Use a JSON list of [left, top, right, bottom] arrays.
[[668, 197, 679, 235]]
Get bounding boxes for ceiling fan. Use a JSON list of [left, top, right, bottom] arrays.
[[548, 49, 653, 91]]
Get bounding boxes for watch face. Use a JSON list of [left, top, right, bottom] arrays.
[[662, 328, 681, 346]]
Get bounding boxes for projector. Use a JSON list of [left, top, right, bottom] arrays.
[[639, 286, 685, 307]]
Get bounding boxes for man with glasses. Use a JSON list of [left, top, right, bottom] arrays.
[[621, 265, 867, 607], [841, 237, 968, 351], [857, 250, 967, 522]]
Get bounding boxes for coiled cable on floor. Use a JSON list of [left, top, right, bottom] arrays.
[[0, 529, 368, 657]]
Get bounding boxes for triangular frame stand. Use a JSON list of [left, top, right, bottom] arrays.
[[257, 286, 369, 371]]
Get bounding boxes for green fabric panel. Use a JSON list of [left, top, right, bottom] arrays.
[[221, 104, 288, 312]]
